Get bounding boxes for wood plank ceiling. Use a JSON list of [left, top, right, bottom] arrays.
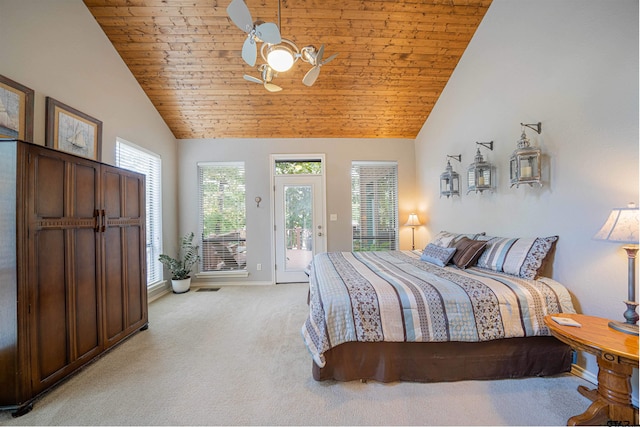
[[83, 0, 491, 139]]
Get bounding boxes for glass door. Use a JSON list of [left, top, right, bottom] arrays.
[[274, 174, 324, 283]]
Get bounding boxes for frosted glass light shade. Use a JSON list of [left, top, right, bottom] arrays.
[[267, 45, 295, 72]]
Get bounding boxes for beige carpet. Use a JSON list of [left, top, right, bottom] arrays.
[[0, 283, 594, 426]]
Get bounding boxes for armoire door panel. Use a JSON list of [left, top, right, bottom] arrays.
[[125, 176, 141, 218], [126, 228, 143, 324], [35, 229, 68, 383], [74, 228, 100, 358], [34, 155, 64, 218], [104, 227, 124, 340], [74, 163, 98, 218], [103, 171, 121, 218]]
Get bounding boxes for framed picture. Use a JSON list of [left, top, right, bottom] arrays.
[[46, 97, 102, 161], [0, 74, 35, 142]]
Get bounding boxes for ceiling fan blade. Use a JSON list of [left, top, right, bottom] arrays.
[[315, 44, 325, 64], [302, 66, 320, 87], [227, 0, 253, 33], [241, 36, 257, 66], [243, 74, 263, 84], [255, 22, 281, 44], [264, 82, 283, 92], [322, 53, 338, 65]]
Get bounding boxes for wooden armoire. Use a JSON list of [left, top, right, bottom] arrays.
[[0, 139, 148, 416]]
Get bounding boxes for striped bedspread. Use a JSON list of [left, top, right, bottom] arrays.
[[302, 251, 575, 368]]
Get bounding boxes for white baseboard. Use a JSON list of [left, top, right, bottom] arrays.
[[570, 363, 639, 408], [148, 280, 170, 302], [570, 363, 597, 384]]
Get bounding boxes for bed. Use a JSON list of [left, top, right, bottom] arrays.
[[302, 233, 576, 383]]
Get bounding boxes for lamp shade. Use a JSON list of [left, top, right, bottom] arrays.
[[594, 203, 639, 244], [404, 213, 421, 227]]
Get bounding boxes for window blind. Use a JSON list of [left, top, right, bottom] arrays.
[[198, 162, 247, 272], [351, 161, 398, 251], [115, 139, 163, 285]]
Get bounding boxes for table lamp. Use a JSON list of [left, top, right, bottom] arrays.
[[404, 213, 421, 250], [594, 202, 639, 335]]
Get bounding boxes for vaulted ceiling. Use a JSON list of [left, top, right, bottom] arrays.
[[83, 0, 491, 139]]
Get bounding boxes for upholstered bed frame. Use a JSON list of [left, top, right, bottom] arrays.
[[312, 337, 572, 382]]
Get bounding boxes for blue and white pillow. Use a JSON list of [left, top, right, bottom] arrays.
[[476, 235, 558, 279], [420, 243, 457, 267]]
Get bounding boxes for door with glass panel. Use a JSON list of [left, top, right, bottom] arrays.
[[274, 169, 325, 283]]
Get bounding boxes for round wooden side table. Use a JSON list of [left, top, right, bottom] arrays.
[[544, 314, 639, 426]]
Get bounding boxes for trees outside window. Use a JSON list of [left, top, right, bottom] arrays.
[[198, 162, 246, 272], [351, 161, 398, 251]]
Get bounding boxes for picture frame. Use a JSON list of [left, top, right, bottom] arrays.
[[45, 97, 102, 161], [0, 74, 35, 142]]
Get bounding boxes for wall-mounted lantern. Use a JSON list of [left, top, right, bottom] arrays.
[[440, 155, 461, 198], [510, 122, 543, 188], [467, 141, 495, 194]]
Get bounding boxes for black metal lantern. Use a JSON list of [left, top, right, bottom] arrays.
[[440, 155, 461, 198], [510, 122, 542, 188], [467, 141, 494, 194]]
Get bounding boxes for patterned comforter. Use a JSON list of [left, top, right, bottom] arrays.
[[302, 251, 575, 368]]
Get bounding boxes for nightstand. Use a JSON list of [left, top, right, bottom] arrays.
[[544, 314, 639, 426]]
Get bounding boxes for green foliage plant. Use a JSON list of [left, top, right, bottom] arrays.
[[158, 232, 200, 280]]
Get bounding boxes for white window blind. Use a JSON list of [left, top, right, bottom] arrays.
[[351, 161, 398, 251], [198, 162, 247, 272], [115, 139, 163, 285]]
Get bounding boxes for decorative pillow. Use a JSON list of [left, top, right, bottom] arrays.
[[420, 244, 456, 267], [476, 235, 558, 279], [451, 237, 487, 269], [430, 231, 486, 248]]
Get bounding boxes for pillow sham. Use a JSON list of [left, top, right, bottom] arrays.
[[429, 230, 486, 248], [451, 237, 487, 269], [420, 243, 456, 267], [475, 235, 558, 279]]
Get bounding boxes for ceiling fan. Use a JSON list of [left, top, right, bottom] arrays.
[[243, 64, 282, 92], [227, 0, 338, 91]]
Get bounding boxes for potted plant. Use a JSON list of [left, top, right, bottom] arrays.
[[158, 232, 200, 294]]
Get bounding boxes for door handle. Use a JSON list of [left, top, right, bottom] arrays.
[[317, 232, 323, 237], [101, 209, 106, 232], [94, 209, 101, 232]]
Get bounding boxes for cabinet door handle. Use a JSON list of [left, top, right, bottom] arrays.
[[94, 209, 101, 232], [101, 209, 107, 232]]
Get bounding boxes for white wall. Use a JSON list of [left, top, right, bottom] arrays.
[[0, 0, 179, 272], [415, 0, 638, 394], [178, 138, 416, 283]]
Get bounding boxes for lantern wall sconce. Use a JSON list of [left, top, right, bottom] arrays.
[[440, 154, 462, 198], [467, 141, 495, 194], [510, 122, 543, 188]]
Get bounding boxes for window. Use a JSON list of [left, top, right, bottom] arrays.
[[275, 160, 322, 175], [351, 161, 398, 251], [115, 139, 163, 285], [198, 162, 246, 272]]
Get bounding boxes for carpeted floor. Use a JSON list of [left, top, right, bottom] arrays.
[[0, 283, 594, 426]]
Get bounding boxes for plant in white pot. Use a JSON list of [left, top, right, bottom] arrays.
[[158, 232, 200, 294]]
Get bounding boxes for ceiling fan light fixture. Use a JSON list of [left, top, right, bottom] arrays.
[[266, 44, 295, 72]]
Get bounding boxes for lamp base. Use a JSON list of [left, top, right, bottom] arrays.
[[608, 320, 639, 336]]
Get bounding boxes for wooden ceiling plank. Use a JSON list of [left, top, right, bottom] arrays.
[[83, 0, 491, 139]]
